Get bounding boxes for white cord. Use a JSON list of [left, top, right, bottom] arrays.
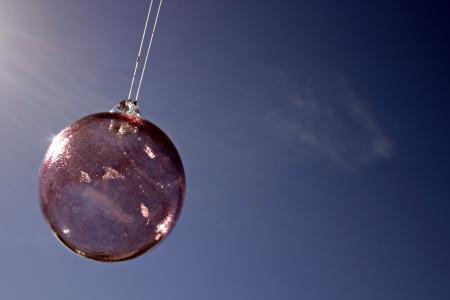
[[135, 0, 164, 101], [128, 0, 154, 100]]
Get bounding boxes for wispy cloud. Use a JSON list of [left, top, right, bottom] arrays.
[[268, 75, 394, 169]]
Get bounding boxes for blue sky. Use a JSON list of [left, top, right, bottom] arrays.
[[0, 0, 449, 299]]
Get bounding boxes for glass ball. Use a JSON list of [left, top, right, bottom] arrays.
[[39, 112, 185, 262]]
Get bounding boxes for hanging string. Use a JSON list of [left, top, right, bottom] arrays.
[[135, 0, 164, 101], [128, 0, 154, 100]]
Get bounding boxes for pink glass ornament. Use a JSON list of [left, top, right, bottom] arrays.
[[39, 100, 185, 262]]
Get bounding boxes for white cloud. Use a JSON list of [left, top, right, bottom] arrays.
[[268, 75, 394, 168]]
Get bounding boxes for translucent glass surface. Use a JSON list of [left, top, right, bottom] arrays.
[[39, 112, 185, 262]]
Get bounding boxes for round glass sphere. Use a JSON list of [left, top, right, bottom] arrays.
[[39, 112, 185, 262]]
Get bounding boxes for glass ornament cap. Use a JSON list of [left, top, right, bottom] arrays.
[[38, 102, 185, 262]]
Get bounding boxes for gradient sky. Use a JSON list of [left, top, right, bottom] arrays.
[[0, 0, 449, 299]]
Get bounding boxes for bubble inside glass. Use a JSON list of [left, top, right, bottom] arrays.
[[39, 108, 185, 262]]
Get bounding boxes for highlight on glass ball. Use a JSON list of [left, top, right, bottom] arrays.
[[38, 101, 185, 262]]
